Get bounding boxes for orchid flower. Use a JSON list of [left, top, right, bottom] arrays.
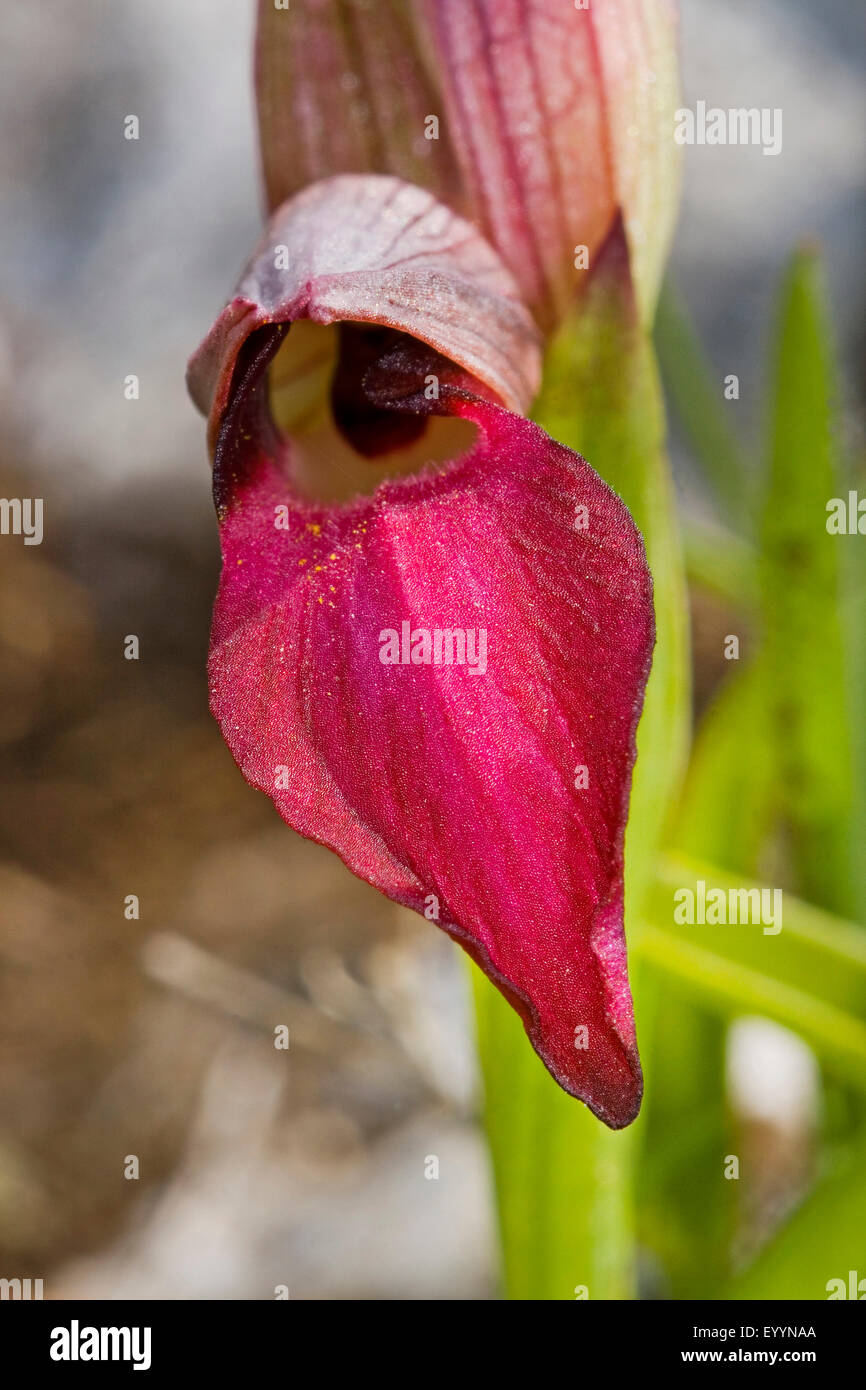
[[188, 0, 679, 1129]]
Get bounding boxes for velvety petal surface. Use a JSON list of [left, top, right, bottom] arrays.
[[255, 0, 680, 327], [189, 170, 654, 1126], [195, 351, 653, 1125]]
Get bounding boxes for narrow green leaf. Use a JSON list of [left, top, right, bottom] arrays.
[[640, 855, 866, 1083], [760, 248, 861, 918], [637, 993, 735, 1298], [654, 279, 752, 528], [472, 968, 636, 1300], [639, 931, 866, 1085], [682, 518, 758, 609], [673, 664, 774, 878]]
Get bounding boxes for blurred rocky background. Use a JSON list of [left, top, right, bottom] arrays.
[[0, 0, 862, 1298]]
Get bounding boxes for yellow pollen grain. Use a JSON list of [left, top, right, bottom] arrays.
[[306, 523, 321, 535]]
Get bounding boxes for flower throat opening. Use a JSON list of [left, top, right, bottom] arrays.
[[267, 320, 477, 505]]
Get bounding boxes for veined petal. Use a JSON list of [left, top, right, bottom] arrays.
[[255, 0, 465, 218], [255, 0, 680, 327]]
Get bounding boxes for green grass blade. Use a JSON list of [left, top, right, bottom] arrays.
[[636, 994, 735, 1298], [472, 968, 636, 1300], [655, 279, 752, 528], [683, 518, 758, 609], [640, 855, 866, 1083], [760, 248, 861, 918], [673, 664, 774, 877]]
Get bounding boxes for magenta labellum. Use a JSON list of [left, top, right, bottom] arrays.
[[189, 172, 655, 1127]]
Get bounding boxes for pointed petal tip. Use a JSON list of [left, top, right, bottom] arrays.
[[457, 904, 644, 1129]]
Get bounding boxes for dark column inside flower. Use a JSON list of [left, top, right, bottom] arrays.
[[266, 320, 478, 504], [330, 323, 429, 458]]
